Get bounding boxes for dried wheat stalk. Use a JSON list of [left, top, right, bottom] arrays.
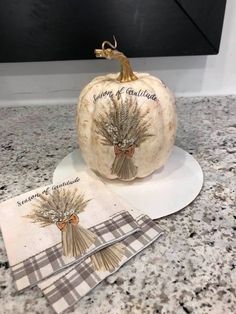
[[26, 188, 96, 258], [90, 243, 126, 272], [95, 97, 152, 179]]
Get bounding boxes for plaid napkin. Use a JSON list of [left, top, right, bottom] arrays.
[[11, 210, 140, 290], [0, 172, 143, 291], [38, 214, 163, 314], [0, 170, 164, 314]]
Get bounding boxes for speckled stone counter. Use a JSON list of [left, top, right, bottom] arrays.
[[0, 96, 235, 314]]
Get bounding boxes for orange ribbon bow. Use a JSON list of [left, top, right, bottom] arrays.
[[56, 213, 79, 232], [114, 144, 135, 159]]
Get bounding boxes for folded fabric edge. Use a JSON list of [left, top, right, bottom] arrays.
[[12, 211, 142, 291], [41, 215, 162, 292], [51, 232, 164, 314], [11, 210, 133, 268], [14, 226, 141, 292], [41, 217, 164, 314]]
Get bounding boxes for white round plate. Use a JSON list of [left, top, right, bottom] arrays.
[[53, 146, 203, 219]]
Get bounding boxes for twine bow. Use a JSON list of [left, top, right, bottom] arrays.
[[114, 144, 135, 159], [56, 213, 79, 232]]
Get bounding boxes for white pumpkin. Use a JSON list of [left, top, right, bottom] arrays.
[[77, 38, 177, 181]]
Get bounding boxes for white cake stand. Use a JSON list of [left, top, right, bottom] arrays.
[[53, 146, 203, 220]]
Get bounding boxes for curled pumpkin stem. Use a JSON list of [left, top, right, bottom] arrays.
[[94, 36, 138, 83]]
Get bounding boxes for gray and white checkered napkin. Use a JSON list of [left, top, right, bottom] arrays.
[[0, 171, 164, 314], [11, 210, 140, 290], [0, 172, 144, 291], [39, 215, 163, 314]]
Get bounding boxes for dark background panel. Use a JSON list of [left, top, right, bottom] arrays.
[[0, 0, 227, 62], [175, 0, 227, 51]]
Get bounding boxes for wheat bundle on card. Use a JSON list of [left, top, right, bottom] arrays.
[[26, 188, 96, 257]]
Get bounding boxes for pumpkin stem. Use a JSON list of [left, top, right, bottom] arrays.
[[95, 37, 138, 83]]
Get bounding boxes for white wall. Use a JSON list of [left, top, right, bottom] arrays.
[[0, 0, 235, 106]]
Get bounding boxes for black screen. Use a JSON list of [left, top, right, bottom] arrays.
[[0, 0, 226, 62]]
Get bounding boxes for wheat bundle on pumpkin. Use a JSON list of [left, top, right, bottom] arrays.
[[26, 188, 96, 258], [95, 97, 152, 180]]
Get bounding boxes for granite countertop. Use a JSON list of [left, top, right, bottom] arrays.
[[0, 96, 235, 314]]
